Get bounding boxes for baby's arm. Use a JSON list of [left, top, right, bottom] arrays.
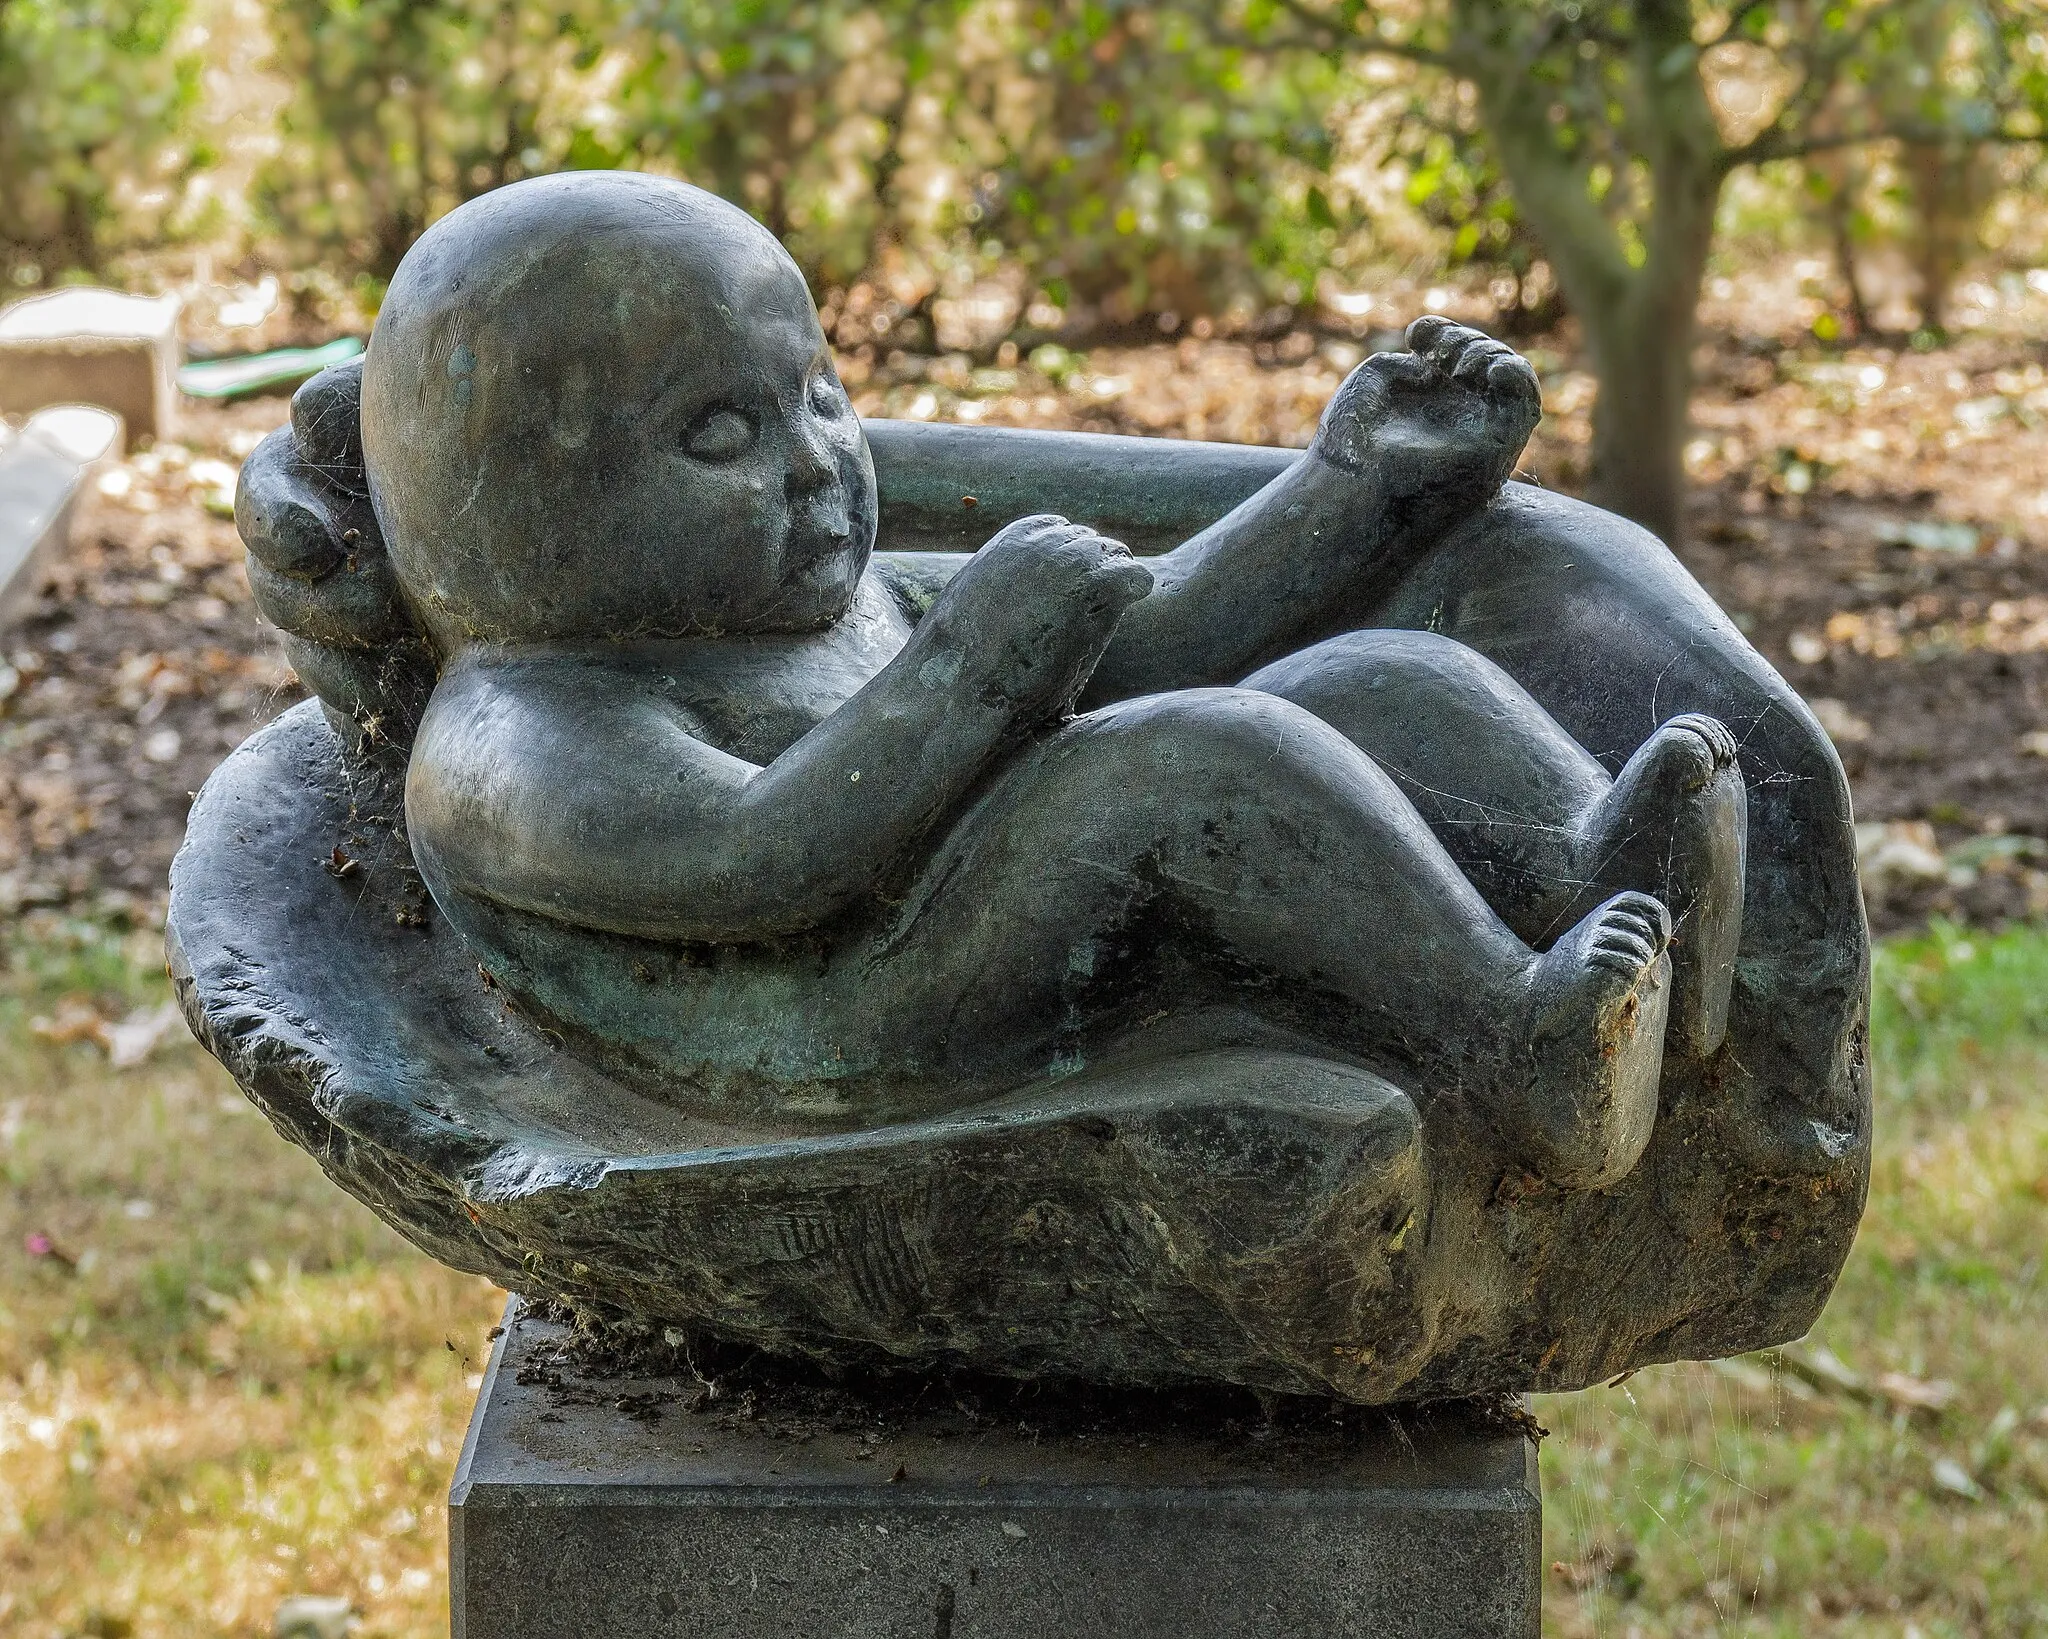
[[405, 518, 1149, 944], [1079, 320, 1541, 704]]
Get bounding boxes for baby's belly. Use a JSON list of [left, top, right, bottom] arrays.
[[431, 876, 934, 1127]]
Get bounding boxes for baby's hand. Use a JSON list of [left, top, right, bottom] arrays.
[[1312, 317, 1541, 510], [927, 514, 1153, 722]]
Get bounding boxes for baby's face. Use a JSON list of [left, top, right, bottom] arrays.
[[363, 175, 879, 645], [619, 265, 875, 634]]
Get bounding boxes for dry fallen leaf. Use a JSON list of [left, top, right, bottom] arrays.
[[104, 1001, 187, 1069], [1875, 1371, 1960, 1417], [30, 996, 109, 1046]]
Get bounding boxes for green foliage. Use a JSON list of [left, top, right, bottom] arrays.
[[1222, 0, 2048, 536], [936, 1, 1342, 319], [1871, 920, 2048, 1106], [256, 0, 617, 279], [1540, 921, 2048, 1635], [608, 0, 961, 289], [609, 0, 1348, 323], [1387, 94, 1560, 324], [0, 0, 201, 285], [245, 0, 1358, 327], [1235, 0, 2046, 287], [12, 0, 2048, 368]]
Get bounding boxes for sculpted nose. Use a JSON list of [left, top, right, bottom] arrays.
[[802, 484, 852, 543], [786, 417, 851, 542], [786, 419, 837, 497]]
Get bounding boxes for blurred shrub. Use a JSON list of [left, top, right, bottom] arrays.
[[256, 0, 619, 280], [250, 0, 1362, 333], [900, 2, 1346, 328], [14, 0, 2045, 353], [1379, 83, 1562, 332], [0, 0, 201, 287]]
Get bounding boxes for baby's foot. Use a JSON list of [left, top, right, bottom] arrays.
[[1499, 891, 1672, 1190], [1311, 316, 1542, 515], [1570, 714, 1746, 1059]]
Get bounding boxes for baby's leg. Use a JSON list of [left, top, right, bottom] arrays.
[[858, 688, 1672, 1189], [1243, 630, 1744, 1057]]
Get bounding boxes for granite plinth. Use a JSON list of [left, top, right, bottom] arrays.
[[450, 1304, 1542, 1638]]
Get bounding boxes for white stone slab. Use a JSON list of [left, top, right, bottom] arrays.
[[0, 405, 120, 626], [0, 288, 181, 447]]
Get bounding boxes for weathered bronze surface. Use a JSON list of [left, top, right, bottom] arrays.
[[175, 172, 1868, 1401]]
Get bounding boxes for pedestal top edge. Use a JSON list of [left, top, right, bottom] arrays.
[[452, 1303, 1540, 1508]]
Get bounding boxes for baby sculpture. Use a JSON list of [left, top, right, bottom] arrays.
[[172, 171, 1870, 1402]]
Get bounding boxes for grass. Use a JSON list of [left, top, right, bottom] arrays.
[[1542, 923, 2048, 1638], [0, 919, 501, 1639], [0, 918, 2043, 1637]]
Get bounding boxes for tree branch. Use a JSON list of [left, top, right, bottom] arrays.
[[1731, 0, 1918, 173], [1238, 0, 1462, 70], [1266, 0, 1351, 43], [1725, 119, 2048, 170]]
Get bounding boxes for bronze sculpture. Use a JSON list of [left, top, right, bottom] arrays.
[[173, 172, 1868, 1401]]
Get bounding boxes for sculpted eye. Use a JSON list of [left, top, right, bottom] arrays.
[[807, 371, 848, 417], [683, 405, 755, 462]]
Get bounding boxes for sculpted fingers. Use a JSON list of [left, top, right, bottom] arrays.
[[1401, 316, 1541, 432], [290, 359, 368, 493], [229, 360, 435, 747], [1485, 352, 1543, 446], [1449, 336, 1515, 389], [1409, 318, 1493, 375], [244, 551, 416, 649], [235, 426, 353, 579], [939, 514, 1151, 719], [1404, 314, 1455, 356], [237, 360, 385, 585]]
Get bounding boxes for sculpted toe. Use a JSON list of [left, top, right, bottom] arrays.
[[1668, 711, 1740, 769], [1503, 891, 1672, 1190]]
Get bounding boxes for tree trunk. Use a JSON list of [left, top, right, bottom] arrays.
[[1822, 171, 1875, 340], [1582, 298, 1698, 545], [1903, 140, 1987, 334], [1441, 0, 1731, 543], [1583, 154, 1719, 543]]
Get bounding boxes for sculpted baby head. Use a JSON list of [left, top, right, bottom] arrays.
[[361, 172, 876, 645]]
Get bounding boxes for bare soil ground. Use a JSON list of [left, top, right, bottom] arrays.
[[7, 262, 2048, 936]]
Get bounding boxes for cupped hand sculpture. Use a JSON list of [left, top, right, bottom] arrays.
[[174, 172, 1868, 1401]]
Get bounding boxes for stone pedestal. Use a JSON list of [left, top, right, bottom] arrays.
[[450, 1305, 1541, 1638]]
